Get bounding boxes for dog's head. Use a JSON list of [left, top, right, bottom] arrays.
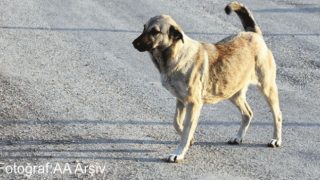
[[132, 15, 184, 52]]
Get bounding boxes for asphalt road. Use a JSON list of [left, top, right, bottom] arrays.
[[0, 0, 319, 179]]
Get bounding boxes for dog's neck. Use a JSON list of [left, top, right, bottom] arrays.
[[149, 47, 171, 73], [149, 40, 186, 73], [151, 48, 162, 61], [149, 48, 166, 73]]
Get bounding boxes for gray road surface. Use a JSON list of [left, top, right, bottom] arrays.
[[0, 0, 320, 179]]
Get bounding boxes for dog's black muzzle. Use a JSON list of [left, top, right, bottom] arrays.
[[132, 33, 153, 52]]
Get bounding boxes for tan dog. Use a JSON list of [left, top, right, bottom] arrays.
[[132, 1, 282, 163]]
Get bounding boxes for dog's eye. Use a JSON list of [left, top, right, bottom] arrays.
[[150, 28, 160, 35]]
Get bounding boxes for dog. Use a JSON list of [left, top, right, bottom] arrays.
[[132, 1, 282, 163]]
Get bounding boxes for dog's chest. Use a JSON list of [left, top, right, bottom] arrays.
[[161, 73, 187, 99], [152, 50, 188, 99]]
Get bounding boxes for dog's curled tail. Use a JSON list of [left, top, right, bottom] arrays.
[[225, 1, 262, 36]]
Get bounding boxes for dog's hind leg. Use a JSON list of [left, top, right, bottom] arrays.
[[257, 83, 282, 147], [256, 51, 282, 147], [173, 99, 195, 146], [257, 80, 282, 147], [228, 86, 253, 145]]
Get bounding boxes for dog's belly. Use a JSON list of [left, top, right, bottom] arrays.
[[201, 72, 253, 104], [201, 93, 231, 104]]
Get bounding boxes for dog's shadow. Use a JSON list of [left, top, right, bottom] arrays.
[[194, 141, 267, 148], [0, 138, 266, 163]]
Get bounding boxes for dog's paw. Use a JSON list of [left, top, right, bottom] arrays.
[[267, 139, 281, 147], [228, 135, 243, 145], [165, 154, 184, 163], [190, 137, 195, 146]]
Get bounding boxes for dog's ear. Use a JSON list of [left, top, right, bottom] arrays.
[[169, 25, 184, 43]]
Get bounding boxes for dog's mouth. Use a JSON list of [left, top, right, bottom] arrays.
[[132, 41, 154, 52], [134, 46, 148, 52]]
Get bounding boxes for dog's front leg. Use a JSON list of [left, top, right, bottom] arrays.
[[173, 99, 195, 146], [173, 99, 185, 135], [166, 101, 203, 163]]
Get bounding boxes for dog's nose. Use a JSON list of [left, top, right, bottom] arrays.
[[132, 39, 141, 48], [132, 40, 138, 46]]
